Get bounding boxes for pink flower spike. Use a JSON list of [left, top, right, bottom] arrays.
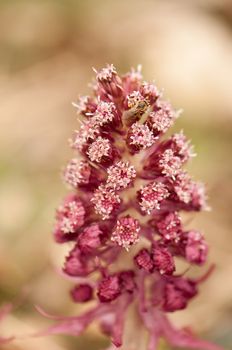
[[49, 64, 219, 350], [111, 215, 140, 251]]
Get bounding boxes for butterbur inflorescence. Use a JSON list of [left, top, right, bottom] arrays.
[[48, 65, 221, 350]]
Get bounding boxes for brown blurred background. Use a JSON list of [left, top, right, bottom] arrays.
[[0, 0, 232, 349]]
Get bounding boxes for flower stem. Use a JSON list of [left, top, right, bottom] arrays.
[[120, 303, 148, 350]]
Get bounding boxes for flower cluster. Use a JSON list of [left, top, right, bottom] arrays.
[[48, 65, 220, 350]]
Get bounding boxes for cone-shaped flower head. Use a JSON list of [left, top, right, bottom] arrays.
[[50, 65, 220, 350]]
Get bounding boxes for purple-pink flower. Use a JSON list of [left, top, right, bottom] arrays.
[[47, 64, 221, 350]]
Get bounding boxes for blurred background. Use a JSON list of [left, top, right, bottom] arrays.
[[0, 0, 232, 349]]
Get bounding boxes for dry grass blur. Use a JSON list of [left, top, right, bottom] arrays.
[[0, 0, 232, 349]]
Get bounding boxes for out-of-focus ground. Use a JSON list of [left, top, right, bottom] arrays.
[[0, 0, 232, 349]]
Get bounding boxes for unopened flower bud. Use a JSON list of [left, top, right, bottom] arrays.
[[152, 246, 175, 275], [97, 275, 121, 302], [134, 249, 154, 272], [71, 284, 93, 303]]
